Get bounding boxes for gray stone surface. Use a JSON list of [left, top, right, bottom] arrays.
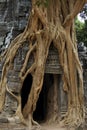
[[0, 123, 27, 130], [0, 0, 31, 53], [0, 117, 8, 123]]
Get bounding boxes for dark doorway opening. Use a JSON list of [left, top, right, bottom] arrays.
[[33, 77, 47, 122], [21, 73, 54, 123], [33, 74, 54, 123], [21, 73, 32, 110]]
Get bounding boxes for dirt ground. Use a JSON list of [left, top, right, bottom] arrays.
[[0, 123, 86, 130], [31, 124, 86, 130], [0, 123, 72, 130], [40, 124, 68, 130]]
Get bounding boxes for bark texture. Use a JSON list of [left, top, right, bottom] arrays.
[[0, 0, 87, 128]]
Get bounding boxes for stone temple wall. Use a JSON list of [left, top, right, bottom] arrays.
[[0, 43, 62, 118], [0, 0, 31, 53], [79, 52, 87, 107], [0, 0, 32, 119], [0, 0, 62, 119], [0, 0, 87, 124]]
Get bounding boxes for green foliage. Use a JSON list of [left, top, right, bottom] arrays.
[[35, 0, 49, 7], [75, 18, 87, 46]]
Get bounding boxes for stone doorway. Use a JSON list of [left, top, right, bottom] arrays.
[[21, 73, 54, 123], [33, 74, 54, 123]]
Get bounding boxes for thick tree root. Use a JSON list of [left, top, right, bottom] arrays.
[[0, 0, 86, 128], [60, 106, 85, 128]]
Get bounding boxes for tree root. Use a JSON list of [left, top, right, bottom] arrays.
[[6, 85, 27, 125], [32, 118, 40, 126], [6, 84, 41, 127], [0, 0, 86, 129], [60, 106, 85, 128]]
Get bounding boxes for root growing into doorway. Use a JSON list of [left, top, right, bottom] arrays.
[[0, 0, 86, 128]]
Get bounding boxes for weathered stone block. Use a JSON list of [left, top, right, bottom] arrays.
[[0, 117, 8, 123], [14, 64, 22, 72], [7, 81, 22, 93]]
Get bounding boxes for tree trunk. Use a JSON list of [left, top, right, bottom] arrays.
[[0, 0, 86, 128]]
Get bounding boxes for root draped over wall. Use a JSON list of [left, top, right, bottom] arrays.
[[0, 0, 87, 128]]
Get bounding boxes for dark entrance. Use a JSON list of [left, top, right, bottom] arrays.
[[21, 73, 32, 110], [33, 74, 54, 122], [21, 73, 53, 123], [33, 79, 47, 122]]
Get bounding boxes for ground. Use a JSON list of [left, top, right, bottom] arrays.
[[0, 123, 68, 130], [0, 123, 86, 130]]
